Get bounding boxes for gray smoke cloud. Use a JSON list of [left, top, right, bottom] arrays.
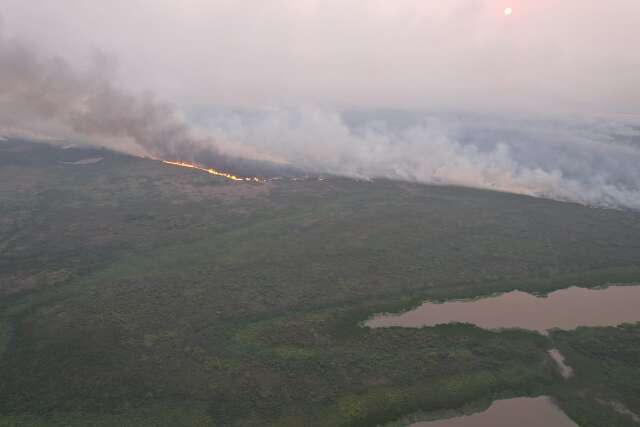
[[198, 108, 640, 209], [2, 6, 640, 210], [0, 24, 220, 162]]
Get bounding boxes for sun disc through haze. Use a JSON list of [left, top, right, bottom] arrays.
[[2, 1, 640, 114]]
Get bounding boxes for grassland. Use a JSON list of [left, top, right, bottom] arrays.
[[1, 139, 640, 426]]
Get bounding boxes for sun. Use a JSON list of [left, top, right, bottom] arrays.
[[504, 7, 513, 16]]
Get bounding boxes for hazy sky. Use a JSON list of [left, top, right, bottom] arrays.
[[2, 1, 640, 209], [2, 0, 640, 115]]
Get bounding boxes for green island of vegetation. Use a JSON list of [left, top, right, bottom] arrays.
[[1, 139, 640, 426]]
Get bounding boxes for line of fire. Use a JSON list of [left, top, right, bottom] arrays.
[[161, 160, 264, 183]]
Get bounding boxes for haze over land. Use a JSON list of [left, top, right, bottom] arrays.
[[3, 4, 640, 426], [1, 1, 640, 208]]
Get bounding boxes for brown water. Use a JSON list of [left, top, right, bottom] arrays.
[[60, 157, 104, 165], [367, 285, 640, 332], [409, 397, 577, 427]]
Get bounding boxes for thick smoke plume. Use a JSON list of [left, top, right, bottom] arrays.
[[200, 108, 640, 210], [2, 26, 640, 210], [0, 27, 218, 162]]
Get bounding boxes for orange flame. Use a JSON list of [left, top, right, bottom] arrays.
[[161, 160, 263, 183]]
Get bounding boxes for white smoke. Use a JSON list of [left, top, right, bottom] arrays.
[[3, 17, 640, 210], [200, 108, 640, 210]]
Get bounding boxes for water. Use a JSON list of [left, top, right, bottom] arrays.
[[367, 285, 640, 332], [409, 397, 577, 427]]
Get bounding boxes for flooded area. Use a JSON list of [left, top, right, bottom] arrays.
[[548, 349, 574, 379], [367, 285, 640, 333], [60, 157, 104, 165], [408, 397, 577, 427]]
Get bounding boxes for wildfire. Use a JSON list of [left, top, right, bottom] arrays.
[[161, 160, 263, 183]]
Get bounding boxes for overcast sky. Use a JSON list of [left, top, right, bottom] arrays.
[[2, 0, 639, 115], [2, 1, 640, 209]]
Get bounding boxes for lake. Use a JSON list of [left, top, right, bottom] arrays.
[[367, 285, 640, 332], [408, 397, 577, 427]]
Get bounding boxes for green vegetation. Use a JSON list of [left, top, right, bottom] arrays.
[[550, 324, 640, 427], [1, 140, 640, 426]]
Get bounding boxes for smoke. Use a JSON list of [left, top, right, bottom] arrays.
[[200, 108, 640, 210], [0, 24, 219, 162], [2, 23, 640, 210]]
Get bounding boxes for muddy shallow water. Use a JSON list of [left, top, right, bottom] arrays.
[[408, 397, 577, 427], [367, 285, 640, 332]]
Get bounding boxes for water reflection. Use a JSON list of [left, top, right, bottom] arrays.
[[367, 285, 640, 332], [409, 397, 577, 427]]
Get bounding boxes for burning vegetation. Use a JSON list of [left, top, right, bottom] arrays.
[[161, 160, 264, 183]]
